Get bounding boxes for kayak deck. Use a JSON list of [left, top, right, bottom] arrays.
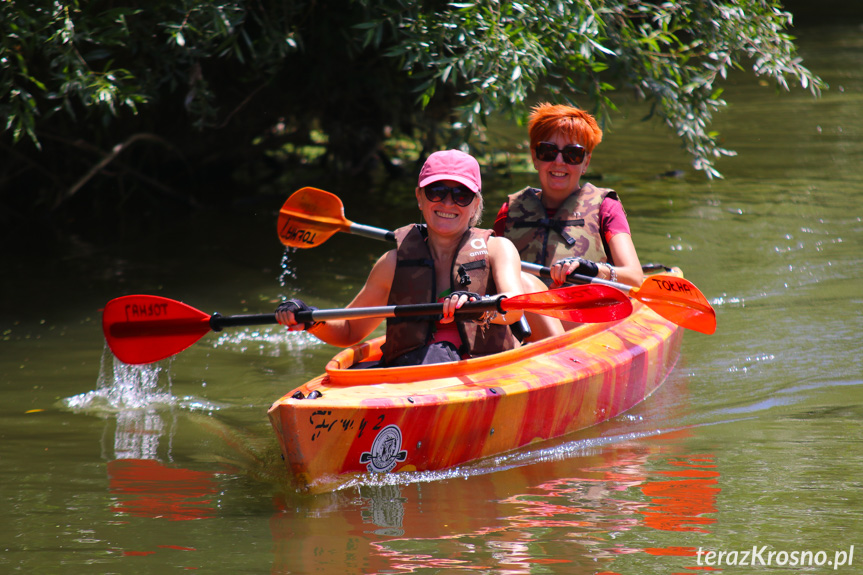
[[268, 281, 683, 493]]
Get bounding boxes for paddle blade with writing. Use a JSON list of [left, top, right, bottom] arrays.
[[102, 295, 213, 364], [277, 187, 352, 248], [634, 275, 716, 334]]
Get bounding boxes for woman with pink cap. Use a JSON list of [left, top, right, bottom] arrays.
[[276, 150, 528, 367]]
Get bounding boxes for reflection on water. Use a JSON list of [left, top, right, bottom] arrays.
[[107, 459, 219, 521], [61, 348, 224, 523], [106, 408, 170, 461], [359, 485, 407, 537], [267, 438, 724, 574], [639, 453, 720, 534], [57, 330, 323, 527]]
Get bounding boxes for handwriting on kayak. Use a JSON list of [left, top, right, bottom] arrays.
[[309, 410, 385, 442], [279, 220, 318, 245], [124, 301, 169, 322]]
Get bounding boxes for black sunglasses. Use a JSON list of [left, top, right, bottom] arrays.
[[424, 183, 476, 207], [535, 141, 587, 165]]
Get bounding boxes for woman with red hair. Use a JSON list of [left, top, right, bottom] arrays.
[[493, 103, 643, 334]]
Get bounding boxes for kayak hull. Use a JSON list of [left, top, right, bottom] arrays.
[[268, 285, 683, 493]]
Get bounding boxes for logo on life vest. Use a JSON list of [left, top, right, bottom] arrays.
[[469, 237, 488, 257], [359, 424, 408, 473]]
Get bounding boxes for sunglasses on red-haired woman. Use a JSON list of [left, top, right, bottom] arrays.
[[534, 142, 587, 165]]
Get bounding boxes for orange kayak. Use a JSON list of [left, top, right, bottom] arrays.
[[268, 274, 684, 493]]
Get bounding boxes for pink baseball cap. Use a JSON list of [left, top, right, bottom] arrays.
[[418, 150, 481, 194]]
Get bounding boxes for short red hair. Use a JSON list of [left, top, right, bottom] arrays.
[[528, 103, 603, 153]]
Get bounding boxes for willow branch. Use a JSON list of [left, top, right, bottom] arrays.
[[59, 133, 181, 208]]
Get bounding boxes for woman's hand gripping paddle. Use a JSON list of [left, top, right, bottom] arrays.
[[102, 285, 632, 364]]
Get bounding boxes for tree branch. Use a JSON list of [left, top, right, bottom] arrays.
[[58, 133, 184, 209]]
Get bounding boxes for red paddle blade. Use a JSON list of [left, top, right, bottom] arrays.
[[502, 284, 633, 323], [277, 187, 352, 248], [102, 295, 213, 364], [633, 275, 717, 334]]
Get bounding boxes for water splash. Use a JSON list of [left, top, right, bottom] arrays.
[[711, 294, 745, 307], [211, 325, 324, 357], [279, 247, 298, 287], [64, 347, 177, 412], [63, 345, 224, 414], [63, 346, 225, 465], [726, 353, 776, 374]]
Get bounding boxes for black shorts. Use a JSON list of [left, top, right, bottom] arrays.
[[350, 341, 462, 369]]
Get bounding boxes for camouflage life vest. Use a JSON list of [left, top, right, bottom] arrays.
[[380, 224, 517, 364], [502, 183, 616, 274]]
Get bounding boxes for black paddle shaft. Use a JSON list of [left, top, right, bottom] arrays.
[[208, 297, 506, 331]]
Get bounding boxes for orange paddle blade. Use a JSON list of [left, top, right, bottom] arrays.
[[632, 274, 716, 334], [503, 284, 632, 323], [277, 187, 352, 248], [102, 295, 213, 364]]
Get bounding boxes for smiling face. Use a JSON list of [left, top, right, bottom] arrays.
[[416, 179, 482, 235], [532, 132, 592, 206]]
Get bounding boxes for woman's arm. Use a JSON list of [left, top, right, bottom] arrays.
[[486, 236, 525, 325], [605, 232, 643, 286], [276, 250, 396, 347]]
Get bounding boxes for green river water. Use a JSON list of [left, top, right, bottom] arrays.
[[2, 23, 861, 575]]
